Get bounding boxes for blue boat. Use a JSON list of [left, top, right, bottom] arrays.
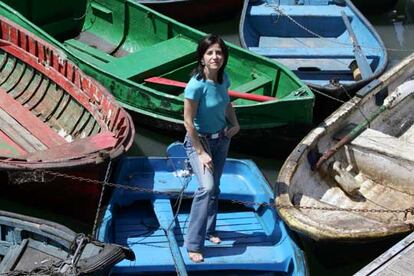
[[96, 143, 307, 275], [239, 0, 388, 98]]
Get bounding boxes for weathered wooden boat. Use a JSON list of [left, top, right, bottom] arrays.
[[0, 209, 135, 275], [276, 52, 414, 242], [137, 0, 244, 25], [239, 0, 387, 106], [0, 0, 314, 143], [0, 15, 134, 220], [96, 142, 307, 275]]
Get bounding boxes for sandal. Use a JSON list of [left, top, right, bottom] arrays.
[[208, 235, 221, 244], [188, 251, 204, 263]]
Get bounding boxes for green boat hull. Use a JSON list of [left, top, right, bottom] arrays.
[[0, 0, 314, 134]]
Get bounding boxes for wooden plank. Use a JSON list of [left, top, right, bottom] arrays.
[[0, 239, 28, 273], [0, 88, 66, 148], [355, 232, 414, 276], [0, 129, 26, 157], [0, 108, 45, 152], [24, 131, 116, 162]]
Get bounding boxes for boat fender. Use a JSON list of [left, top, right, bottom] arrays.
[[349, 60, 362, 81], [77, 244, 135, 274]]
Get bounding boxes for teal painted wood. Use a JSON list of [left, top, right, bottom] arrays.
[[240, 0, 388, 97], [96, 143, 307, 274], [0, 210, 134, 275]]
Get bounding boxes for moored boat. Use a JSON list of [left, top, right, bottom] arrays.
[[137, 0, 244, 25], [96, 142, 307, 274], [0, 0, 314, 146], [0, 209, 135, 275], [0, 15, 134, 220], [240, 0, 387, 120], [276, 52, 414, 242]]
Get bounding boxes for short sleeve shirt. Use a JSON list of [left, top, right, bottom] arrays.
[[184, 73, 230, 133]]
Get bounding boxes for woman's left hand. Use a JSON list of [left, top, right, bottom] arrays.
[[225, 125, 240, 138]]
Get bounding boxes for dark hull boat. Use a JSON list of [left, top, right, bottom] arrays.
[[0, 209, 134, 275], [0, 0, 314, 150], [0, 16, 134, 220], [96, 143, 307, 275], [137, 0, 244, 25]]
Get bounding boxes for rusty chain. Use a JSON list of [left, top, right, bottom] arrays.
[[36, 169, 414, 221]]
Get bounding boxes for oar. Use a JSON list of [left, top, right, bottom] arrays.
[[341, 11, 373, 79], [152, 198, 188, 276], [145, 76, 276, 102], [315, 80, 414, 169]]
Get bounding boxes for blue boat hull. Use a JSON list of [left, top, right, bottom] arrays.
[[96, 145, 307, 274], [240, 0, 387, 96]]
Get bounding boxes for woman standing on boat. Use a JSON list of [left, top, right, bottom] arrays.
[[183, 34, 240, 263]]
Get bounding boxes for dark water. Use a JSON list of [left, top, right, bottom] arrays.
[[1, 0, 414, 275]]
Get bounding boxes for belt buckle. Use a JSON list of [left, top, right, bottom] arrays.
[[211, 133, 219, 139]]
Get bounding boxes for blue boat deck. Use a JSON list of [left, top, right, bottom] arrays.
[[111, 201, 291, 273], [241, 0, 387, 89], [97, 155, 306, 274]]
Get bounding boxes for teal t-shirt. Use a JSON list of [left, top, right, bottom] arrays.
[[184, 73, 230, 133]]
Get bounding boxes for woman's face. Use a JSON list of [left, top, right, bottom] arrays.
[[202, 43, 224, 72]]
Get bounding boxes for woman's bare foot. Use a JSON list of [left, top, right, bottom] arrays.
[[209, 235, 221, 244], [188, 252, 204, 263]]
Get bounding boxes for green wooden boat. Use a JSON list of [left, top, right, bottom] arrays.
[[0, 0, 314, 139]]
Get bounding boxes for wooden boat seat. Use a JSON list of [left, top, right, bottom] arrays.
[[250, 4, 352, 17], [232, 75, 272, 94], [350, 128, 414, 163], [23, 131, 116, 162], [248, 46, 377, 59], [101, 36, 196, 80], [122, 159, 270, 208], [0, 89, 67, 153], [349, 128, 414, 194], [64, 38, 118, 66]]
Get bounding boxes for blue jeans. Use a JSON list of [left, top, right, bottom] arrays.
[[183, 134, 230, 253]]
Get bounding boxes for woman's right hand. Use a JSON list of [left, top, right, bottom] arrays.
[[199, 151, 213, 173]]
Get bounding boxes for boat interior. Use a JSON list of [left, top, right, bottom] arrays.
[[294, 86, 414, 229], [99, 156, 297, 273], [243, 0, 382, 85], [0, 17, 124, 161], [0, 214, 72, 273], [3, 0, 302, 104]]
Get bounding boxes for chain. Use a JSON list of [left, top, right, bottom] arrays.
[[92, 161, 112, 236], [34, 169, 414, 221], [266, 4, 414, 53], [1, 158, 412, 221]]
